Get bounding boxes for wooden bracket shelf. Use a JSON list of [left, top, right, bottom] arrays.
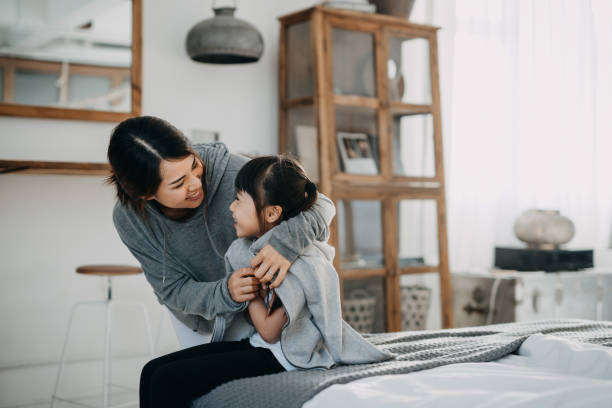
[[0, 160, 110, 176]]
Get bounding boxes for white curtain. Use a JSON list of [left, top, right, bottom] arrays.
[[411, 0, 612, 272]]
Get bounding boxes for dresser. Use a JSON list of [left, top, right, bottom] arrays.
[[452, 268, 612, 327]]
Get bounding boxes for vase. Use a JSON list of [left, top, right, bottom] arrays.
[[369, 0, 416, 19], [513, 209, 575, 250]]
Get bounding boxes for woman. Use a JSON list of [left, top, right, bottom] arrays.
[[107, 116, 335, 347]]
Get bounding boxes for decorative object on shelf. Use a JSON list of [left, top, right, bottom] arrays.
[[514, 209, 575, 250], [400, 285, 431, 330], [387, 58, 405, 100], [369, 0, 416, 19], [321, 0, 375, 13], [336, 131, 378, 174], [342, 289, 377, 333], [185, 0, 263, 64]]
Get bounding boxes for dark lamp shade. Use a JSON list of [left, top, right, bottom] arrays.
[[185, 7, 264, 64]]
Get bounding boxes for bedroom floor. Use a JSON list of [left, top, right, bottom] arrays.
[[0, 358, 142, 408]]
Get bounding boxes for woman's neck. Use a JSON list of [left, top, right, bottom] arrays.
[[155, 201, 198, 221]]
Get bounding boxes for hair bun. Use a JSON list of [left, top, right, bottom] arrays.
[[305, 181, 317, 196]]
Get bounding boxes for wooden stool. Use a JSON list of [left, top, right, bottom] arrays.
[[51, 265, 154, 408]]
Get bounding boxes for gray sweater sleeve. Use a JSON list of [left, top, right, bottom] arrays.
[[112, 209, 246, 320], [267, 193, 336, 262]]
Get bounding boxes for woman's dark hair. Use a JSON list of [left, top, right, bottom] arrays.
[[106, 116, 204, 215], [235, 155, 318, 230]]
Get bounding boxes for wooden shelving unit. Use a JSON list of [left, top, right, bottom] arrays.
[[278, 6, 453, 331], [0, 160, 110, 176]]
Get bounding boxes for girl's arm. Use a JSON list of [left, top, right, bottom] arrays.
[[248, 294, 288, 344]]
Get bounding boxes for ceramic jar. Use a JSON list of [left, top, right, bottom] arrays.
[[369, 0, 416, 18], [513, 209, 575, 250]]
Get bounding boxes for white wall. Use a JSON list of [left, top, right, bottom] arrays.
[[0, 1, 315, 406]]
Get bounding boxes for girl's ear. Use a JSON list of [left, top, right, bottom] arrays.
[[264, 205, 283, 224]]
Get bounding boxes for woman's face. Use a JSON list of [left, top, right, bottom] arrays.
[[229, 191, 260, 238], [149, 154, 204, 209]]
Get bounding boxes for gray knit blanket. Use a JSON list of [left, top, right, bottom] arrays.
[[192, 319, 612, 408]]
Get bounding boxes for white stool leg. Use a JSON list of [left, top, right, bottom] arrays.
[[138, 303, 155, 359], [50, 300, 105, 408], [153, 308, 165, 356], [103, 276, 113, 408]]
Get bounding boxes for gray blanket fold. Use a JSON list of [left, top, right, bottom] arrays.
[[192, 319, 612, 408]]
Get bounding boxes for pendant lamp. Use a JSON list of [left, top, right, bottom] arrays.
[[185, 1, 264, 64]]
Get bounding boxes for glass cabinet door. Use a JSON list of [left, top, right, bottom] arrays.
[[335, 105, 380, 175], [286, 106, 318, 183], [392, 112, 436, 178], [331, 28, 376, 97], [397, 199, 439, 268], [388, 35, 431, 105], [286, 20, 313, 99], [343, 277, 387, 333], [338, 200, 384, 269], [399, 274, 440, 330]]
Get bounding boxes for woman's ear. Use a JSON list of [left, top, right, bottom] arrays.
[[264, 205, 283, 224]]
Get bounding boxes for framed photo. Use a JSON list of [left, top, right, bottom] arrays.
[[294, 125, 319, 183], [336, 131, 378, 175]]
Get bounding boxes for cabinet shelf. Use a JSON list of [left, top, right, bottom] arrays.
[[333, 95, 379, 108], [390, 103, 433, 114], [283, 97, 314, 108], [0, 160, 110, 176]]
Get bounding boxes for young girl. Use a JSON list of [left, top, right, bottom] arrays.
[[139, 155, 392, 408]]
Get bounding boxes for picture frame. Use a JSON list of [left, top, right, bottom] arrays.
[[336, 131, 378, 175]]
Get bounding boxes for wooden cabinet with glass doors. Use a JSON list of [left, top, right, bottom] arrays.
[[278, 6, 452, 331]]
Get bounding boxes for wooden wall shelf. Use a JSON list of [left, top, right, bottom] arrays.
[[0, 160, 110, 176]]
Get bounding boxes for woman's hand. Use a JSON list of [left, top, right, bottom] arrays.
[[228, 267, 259, 303], [250, 244, 291, 289]]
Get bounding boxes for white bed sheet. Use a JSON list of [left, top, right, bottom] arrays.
[[304, 334, 612, 408]]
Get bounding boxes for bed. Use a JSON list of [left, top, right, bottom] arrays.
[[192, 319, 612, 408]]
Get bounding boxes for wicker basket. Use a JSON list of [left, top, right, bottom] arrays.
[[400, 285, 431, 330], [342, 289, 377, 333]]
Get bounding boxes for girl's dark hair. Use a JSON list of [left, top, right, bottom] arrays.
[[106, 116, 204, 215], [235, 155, 318, 230]]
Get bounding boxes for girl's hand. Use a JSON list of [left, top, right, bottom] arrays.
[[250, 244, 290, 289], [228, 267, 259, 303]]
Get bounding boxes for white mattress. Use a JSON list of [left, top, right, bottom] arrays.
[[304, 334, 612, 408]]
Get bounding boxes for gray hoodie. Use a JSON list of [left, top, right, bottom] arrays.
[[222, 231, 394, 368], [112, 142, 335, 340]]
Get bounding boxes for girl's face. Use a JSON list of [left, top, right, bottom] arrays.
[[229, 191, 261, 238], [148, 154, 204, 209]]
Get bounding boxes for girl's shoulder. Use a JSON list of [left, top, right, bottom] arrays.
[[225, 237, 256, 262]]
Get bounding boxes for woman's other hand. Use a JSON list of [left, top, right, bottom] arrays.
[[228, 267, 259, 302], [250, 244, 290, 289]]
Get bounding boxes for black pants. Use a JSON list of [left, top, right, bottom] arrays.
[[140, 338, 285, 408]]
